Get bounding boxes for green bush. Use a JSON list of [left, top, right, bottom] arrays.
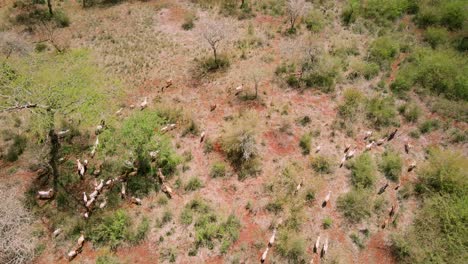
[[338, 88, 365, 120], [89, 210, 130, 250], [366, 96, 397, 128], [199, 55, 230, 73], [400, 103, 421, 123], [129, 217, 150, 245], [96, 254, 121, 264], [349, 153, 377, 189], [310, 155, 333, 174], [185, 177, 203, 192], [418, 119, 439, 134], [379, 148, 402, 182], [369, 36, 400, 67], [448, 128, 467, 144], [276, 230, 307, 263], [299, 133, 311, 155], [337, 189, 373, 223], [35, 43, 47, 52], [5, 134, 27, 162], [342, 0, 412, 25], [322, 217, 333, 229], [424, 27, 449, 48], [349, 59, 380, 80], [182, 13, 196, 30], [53, 10, 70, 28], [210, 162, 227, 178], [304, 9, 325, 33]]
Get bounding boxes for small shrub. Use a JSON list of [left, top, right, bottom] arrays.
[[182, 13, 196, 30], [369, 37, 399, 68], [322, 217, 332, 229], [304, 9, 325, 33], [5, 134, 27, 162], [418, 119, 439, 134], [400, 103, 421, 123], [448, 128, 467, 144], [305, 189, 315, 203], [338, 88, 365, 120], [350, 233, 365, 249], [276, 230, 307, 263], [337, 189, 373, 223], [185, 177, 203, 192], [53, 10, 70, 28], [129, 217, 149, 245], [199, 55, 230, 73], [35, 43, 47, 52], [89, 210, 130, 250], [299, 133, 311, 155], [366, 96, 397, 128], [424, 27, 448, 48], [380, 148, 402, 182], [310, 155, 333, 174], [349, 153, 377, 189], [210, 162, 227, 178]]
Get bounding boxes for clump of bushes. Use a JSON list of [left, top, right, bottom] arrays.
[[379, 148, 402, 182], [5, 134, 27, 162], [414, 0, 466, 30], [366, 96, 397, 128], [304, 9, 325, 33], [310, 155, 333, 174], [368, 36, 400, 68], [349, 153, 377, 189], [182, 12, 196, 30], [322, 217, 333, 229], [348, 58, 379, 80], [337, 189, 373, 223], [184, 177, 203, 192], [418, 119, 439, 134], [299, 133, 311, 155], [399, 103, 421, 123], [221, 112, 260, 179], [338, 88, 365, 121], [210, 162, 227, 178], [276, 230, 307, 263], [89, 210, 131, 250], [199, 55, 230, 73], [423, 27, 449, 48], [392, 148, 467, 263]]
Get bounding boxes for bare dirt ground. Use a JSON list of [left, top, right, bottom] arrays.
[[1, 1, 466, 264]]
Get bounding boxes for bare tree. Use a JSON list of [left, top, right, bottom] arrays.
[[200, 19, 229, 66], [0, 187, 37, 264], [0, 33, 31, 59], [286, 0, 307, 31]]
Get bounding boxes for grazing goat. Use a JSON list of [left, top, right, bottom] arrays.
[[322, 191, 331, 208], [365, 141, 375, 151], [162, 183, 173, 198], [121, 183, 126, 199], [99, 200, 107, 209], [115, 108, 123, 116], [77, 159, 87, 178], [77, 234, 85, 248], [294, 178, 304, 195], [340, 155, 346, 168], [268, 229, 276, 247], [83, 192, 88, 204], [408, 161, 416, 172], [200, 131, 206, 143], [381, 218, 389, 229], [210, 104, 217, 111], [404, 143, 411, 154], [235, 84, 243, 96], [364, 130, 373, 140], [140, 97, 148, 110], [67, 250, 77, 260], [346, 149, 356, 160], [95, 180, 104, 192], [376, 138, 385, 146], [315, 145, 321, 153], [314, 236, 320, 253], [95, 120, 105, 135], [38, 189, 54, 199], [86, 197, 95, 208], [53, 228, 62, 237], [261, 247, 269, 263], [131, 197, 142, 205], [344, 144, 351, 153], [321, 237, 328, 258], [91, 137, 99, 158], [57, 129, 70, 137], [89, 190, 98, 199], [378, 182, 389, 195], [387, 129, 398, 141]]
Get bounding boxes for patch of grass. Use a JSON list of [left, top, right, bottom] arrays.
[[276, 230, 307, 263], [304, 9, 325, 33], [379, 148, 402, 182], [310, 155, 333, 174], [129, 217, 150, 245], [210, 162, 227, 178], [418, 119, 439, 134], [369, 36, 400, 68], [5, 134, 27, 162], [337, 189, 373, 223], [299, 133, 311, 155], [199, 55, 230, 73], [448, 128, 467, 144], [423, 27, 449, 48], [349, 153, 377, 189], [366, 96, 397, 128], [184, 177, 203, 192], [338, 88, 365, 121], [350, 233, 366, 249], [89, 210, 131, 250], [322, 217, 333, 229], [399, 103, 421, 123]]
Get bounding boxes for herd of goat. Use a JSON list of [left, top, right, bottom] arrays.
[[35, 95, 416, 262]]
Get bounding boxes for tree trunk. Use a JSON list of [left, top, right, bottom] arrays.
[[47, 0, 53, 15], [240, 0, 245, 8], [49, 129, 60, 192], [212, 47, 218, 66]]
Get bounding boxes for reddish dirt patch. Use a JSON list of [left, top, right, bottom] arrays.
[[263, 130, 296, 155], [387, 53, 408, 84], [358, 231, 396, 264]]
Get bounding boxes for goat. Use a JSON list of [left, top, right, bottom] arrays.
[[389, 203, 398, 217], [95, 180, 104, 192], [131, 197, 142, 205], [83, 192, 88, 204], [162, 183, 173, 198], [99, 200, 107, 209], [121, 183, 126, 199], [315, 145, 321, 153], [115, 108, 123, 116], [321, 237, 328, 258], [210, 104, 217, 112], [322, 191, 331, 208], [158, 168, 166, 183], [376, 138, 385, 146], [149, 151, 159, 160], [89, 190, 98, 199], [53, 228, 62, 237], [57, 129, 70, 137], [346, 149, 356, 160], [83, 212, 89, 219], [165, 79, 173, 89], [235, 84, 243, 96], [95, 120, 105, 135], [408, 161, 416, 172], [378, 182, 389, 195], [140, 97, 148, 110], [77, 234, 85, 248], [387, 129, 398, 141], [261, 247, 269, 263], [91, 137, 99, 158], [364, 130, 373, 140], [404, 143, 411, 154], [394, 182, 401, 190], [67, 250, 77, 260], [365, 141, 375, 151], [200, 131, 206, 143], [86, 197, 95, 209], [314, 236, 320, 253], [294, 178, 304, 195], [381, 218, 389, 229], [77, 159, 86, 178], [38, 189, 54, 199], [344, 144, 351, 153], [340, 155, 346, 168], [268, 229, 276, 247]]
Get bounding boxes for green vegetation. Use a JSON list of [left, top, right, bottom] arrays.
[[418, 119, 439, 134], [349, 153, 377, 189], [5, 134, 27, 162], [184, 177, 203, 192], [180, 198, 241, 254], [210, 162, 227, 178], [337, 189, 373, 223], [338, 88, 365, 121], [304, 9, 325, 33], [399, 103, 421, 123], [299, 133, 311, 155], [342, 0, 414, 26], [369, 36, 400, 68], [366, 96, 397, 128], [423, 27, 449, 48], [310, 155, 333, 174], [276, 229, 307, 263], [89, 210, 131, 250], [414, 0, 466, 30], [221, 112, 260, 179], [392, 148, 467, 263], [379, 148, 403, 182], [322, 217, 333, 229], [199, 55, 230, 73]]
